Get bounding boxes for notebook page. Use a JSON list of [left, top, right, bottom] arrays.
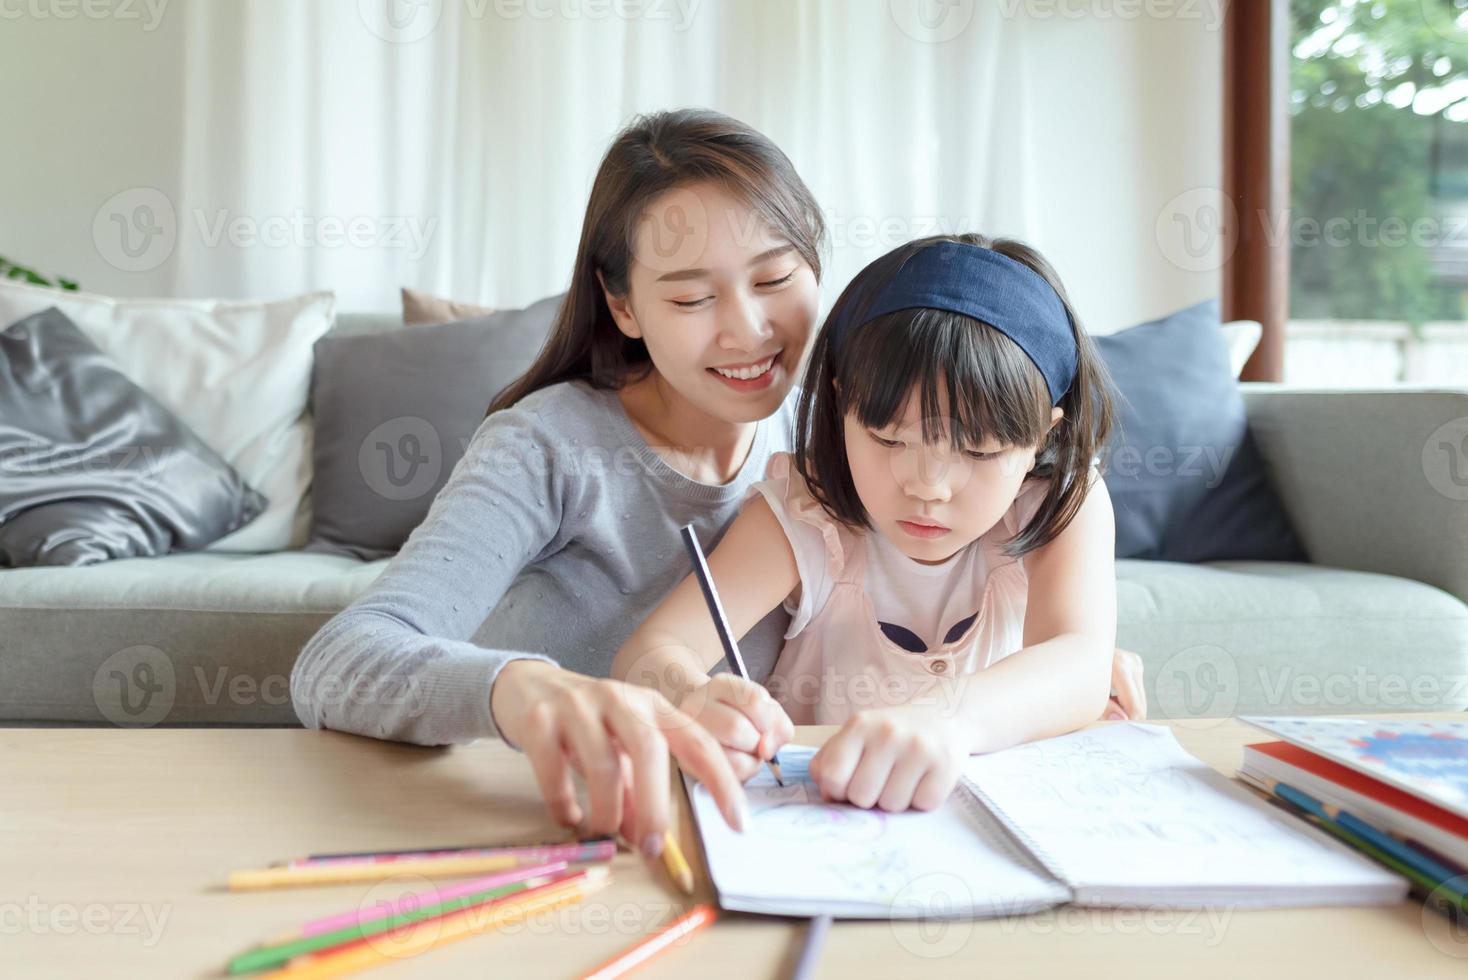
[[963, 723, 1407, 907], [684, 745, 1068, 918]]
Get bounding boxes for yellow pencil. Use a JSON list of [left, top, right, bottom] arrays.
[[257, 867, 610, 978], [661, 830, 695, 895], [228, 854, 522, 891]]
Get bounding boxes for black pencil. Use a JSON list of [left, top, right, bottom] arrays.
[[679, 523, 787, 787]]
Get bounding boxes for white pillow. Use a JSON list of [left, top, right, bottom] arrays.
[[0, 281, 334, 552], [1220, 319, 1263, 378]]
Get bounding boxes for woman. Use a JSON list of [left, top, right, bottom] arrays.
[[291, 109, 1145, 860]]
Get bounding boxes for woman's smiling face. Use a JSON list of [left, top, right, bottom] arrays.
[[605, 181, 820, 424]]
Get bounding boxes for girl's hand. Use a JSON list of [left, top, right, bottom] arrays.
[[1105, 646, 1146, 721], [677, 673, 795, 782], [490, 660, 749, 856], [808, 705, 969, 813]]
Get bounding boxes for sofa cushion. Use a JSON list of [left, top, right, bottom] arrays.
[[1097, 300, 1307, 563], [1118, 559, 1468, 718], [1, 308, 266, 566], [0, 280, 335, 553], [305, 294, 562, 561], [0, 552, 386, 726]]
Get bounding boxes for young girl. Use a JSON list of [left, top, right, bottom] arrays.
[[614, 233, 1120, 814]]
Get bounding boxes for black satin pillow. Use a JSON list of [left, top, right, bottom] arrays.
[[0, 307, 266, 567]]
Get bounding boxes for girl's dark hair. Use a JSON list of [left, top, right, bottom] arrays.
[[488, 108, 826, 415], [793, 233, 1116, 559]]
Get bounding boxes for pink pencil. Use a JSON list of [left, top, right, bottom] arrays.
[[261, 861, 570, 946], [288, 839, 616, 869]]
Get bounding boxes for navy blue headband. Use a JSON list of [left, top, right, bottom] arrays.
[[830, 241, 1078, 404]]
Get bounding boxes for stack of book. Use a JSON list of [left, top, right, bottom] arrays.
[[1238, 716, 1468, 916]]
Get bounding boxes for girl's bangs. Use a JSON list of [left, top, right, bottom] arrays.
[[837, 309, 1052, 451]]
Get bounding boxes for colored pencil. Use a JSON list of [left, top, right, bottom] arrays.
[[791, 914, 832, 980], [678, 523, 786, 787], [579, 904, 716, 979], [1242, 774, 1468, 915], [230, 869, 585, 973], [260, 862, 569, 946], [661, 830, 695, 896], [231, 854, 523, 891], [287, 839, 615, 870], [255, 868, 610, 979], [290, 835, 615, 864]]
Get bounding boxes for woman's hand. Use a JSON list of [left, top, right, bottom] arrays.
[[676, 673, 795, 782], [1105, 646, 1146, 721], [489, 660, 748, 858], [808, 705, 969, 813]]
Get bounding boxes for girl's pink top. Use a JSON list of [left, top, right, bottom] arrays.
[[747, 452, 1056, 725]]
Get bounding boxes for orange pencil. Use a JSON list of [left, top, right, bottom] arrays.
[[580, 904, 716, 980]]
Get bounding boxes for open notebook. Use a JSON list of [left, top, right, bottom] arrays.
[[683, 723, 1408, 918]]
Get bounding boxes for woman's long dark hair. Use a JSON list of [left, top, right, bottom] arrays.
[[794, 233, 1117, 559], [488, 108, 826, 415]]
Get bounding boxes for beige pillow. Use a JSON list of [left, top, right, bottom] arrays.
[[0, 280, 333, 552], [400, 287, 494, 325]]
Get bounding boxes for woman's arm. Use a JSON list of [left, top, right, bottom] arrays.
[[291, 406, 565, 746]]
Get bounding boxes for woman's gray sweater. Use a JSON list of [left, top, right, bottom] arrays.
[[290, 380, 797, 745]]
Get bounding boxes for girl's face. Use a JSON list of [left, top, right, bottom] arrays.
[[605, 181, 820, 424], [844, 387, 1062, 564]]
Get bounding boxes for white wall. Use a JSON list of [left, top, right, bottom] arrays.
[[0, 0, 1222, 334]]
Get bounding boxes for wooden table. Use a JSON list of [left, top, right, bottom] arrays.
[[5, 715, 1467, 979]]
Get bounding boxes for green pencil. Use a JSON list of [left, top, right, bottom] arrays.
[[227, 869, 577, 974]]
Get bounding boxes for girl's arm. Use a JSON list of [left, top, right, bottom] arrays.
[[612, 495, 801, 696], [811, 474, 1117, 811], [946, 469, 1118, 751], [612, 496, 802, 777]]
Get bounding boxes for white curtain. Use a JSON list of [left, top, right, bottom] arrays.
[[169, 0, 1220, 330]]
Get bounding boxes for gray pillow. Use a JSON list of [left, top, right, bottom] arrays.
[[0, 307, 266, 567], [1095, 299, 1306, 563], [306, 294, 562, 560]]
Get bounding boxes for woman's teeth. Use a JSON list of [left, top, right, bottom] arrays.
[[712, 355, 776, 381]]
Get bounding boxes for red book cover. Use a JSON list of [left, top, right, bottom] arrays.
[[1249, 740, 1468, 842]]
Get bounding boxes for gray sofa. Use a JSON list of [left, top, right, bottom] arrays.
[[3, 312, 1466, 728]]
